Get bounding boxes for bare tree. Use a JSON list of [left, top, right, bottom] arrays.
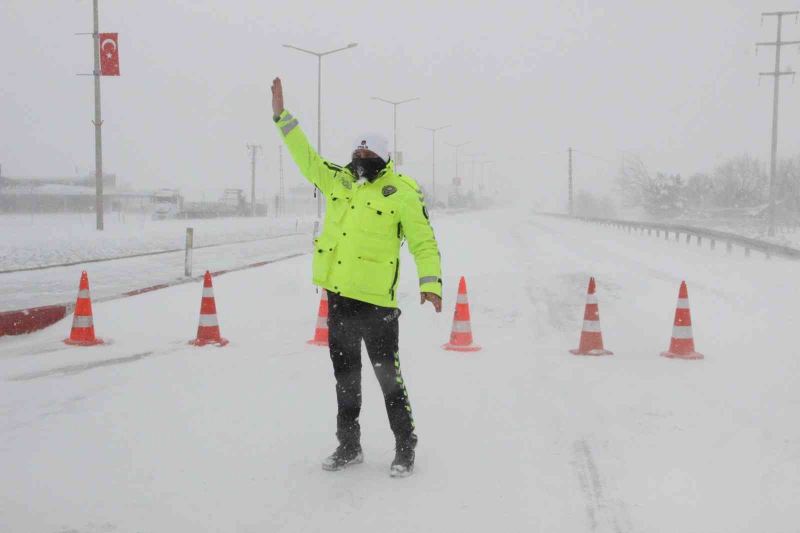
[[710, 155, 767, 208], [616, 155, 652, 208]]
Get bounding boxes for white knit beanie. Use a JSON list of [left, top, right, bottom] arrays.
[[353, 133, 390, 161]]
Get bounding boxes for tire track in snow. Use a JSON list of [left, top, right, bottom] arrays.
[[8, 351, 155, 381], [509, 223, 577, 336], [572, 438, 633, 533]]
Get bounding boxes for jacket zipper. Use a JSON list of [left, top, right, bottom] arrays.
[[389, 261, 400, 299]]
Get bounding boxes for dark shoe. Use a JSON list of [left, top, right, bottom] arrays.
[[390, 434, 417, 478], [322, 443, 363, 471]]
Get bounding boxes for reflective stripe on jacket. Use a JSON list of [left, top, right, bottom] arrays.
[[275, 109, 442, 308]]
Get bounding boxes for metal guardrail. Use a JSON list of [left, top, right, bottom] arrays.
[[536, 212, 800, 260]]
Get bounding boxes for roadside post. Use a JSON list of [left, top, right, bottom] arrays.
[[185, 227, 194, 277]]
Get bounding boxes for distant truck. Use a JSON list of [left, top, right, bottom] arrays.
[[220, 188, 247, 216], [152, 189, 183, 220], [178, 188, 248, 219]]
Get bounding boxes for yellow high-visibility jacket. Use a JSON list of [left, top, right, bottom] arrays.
[[275, 109, 442, 308]]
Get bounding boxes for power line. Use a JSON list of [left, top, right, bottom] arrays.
[[571, 149, 617, 166]]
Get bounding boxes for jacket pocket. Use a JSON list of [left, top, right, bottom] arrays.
[[312, 235, 337, 283], [361, 199, 398, 235], [351, 257, 395, 296], [328, 194, 350, 223]]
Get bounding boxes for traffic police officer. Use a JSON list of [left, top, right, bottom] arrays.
[[271, 78, 443, 477]]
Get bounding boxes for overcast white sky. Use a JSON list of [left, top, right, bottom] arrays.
[[2, 0, 799, 209]]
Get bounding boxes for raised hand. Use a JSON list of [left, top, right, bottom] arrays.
[[271, 77, 285, 118]]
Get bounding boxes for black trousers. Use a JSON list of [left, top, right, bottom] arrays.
[[327, 292, 415, 445]]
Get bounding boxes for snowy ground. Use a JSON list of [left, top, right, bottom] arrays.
[[0, 213, 316, 272], [0, 234, 310, 312], [1, 209, 799, 532]]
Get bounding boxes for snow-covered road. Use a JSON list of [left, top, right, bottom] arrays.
[[1, 210, 798, 532]]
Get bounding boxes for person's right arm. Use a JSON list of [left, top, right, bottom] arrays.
[[272, 77, 340, 196]]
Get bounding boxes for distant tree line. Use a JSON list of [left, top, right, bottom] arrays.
[[615, 154, 800, 221]]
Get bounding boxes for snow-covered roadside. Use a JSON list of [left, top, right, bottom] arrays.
[[0, 233, 311, 312], [0, 213, 317, 272]]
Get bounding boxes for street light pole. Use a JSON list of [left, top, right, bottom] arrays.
[[466, 153, 485, 195], [246, 144, 262, 216], [446, 141, 470, 184], [419, 125, 451, 206], [371, 97, 420, 168], [476, 160, 494, 193], [282, 42, 358, 219]]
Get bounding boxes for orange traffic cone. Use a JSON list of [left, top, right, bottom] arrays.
[[570, 277, 613, 356], [443, 276, 481, 352], [64, 271, 104, 346], [661, 281, 703, 360], [307, 290, 329, 347], [189, 271, 229, 347]]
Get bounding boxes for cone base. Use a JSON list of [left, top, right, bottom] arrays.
[[64, 338, 104, 347], [307, 339, 329, 347], [443, 343, 482, 352], [189, 338, 229, 347], [570, 348, 613, 356], [660, 350, 703, 360]]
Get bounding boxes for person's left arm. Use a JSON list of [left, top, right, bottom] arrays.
[[399, 184, 443, 312]]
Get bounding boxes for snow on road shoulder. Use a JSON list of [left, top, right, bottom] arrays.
[[0, 213, 315, 271], [0, 233, 311, 312]]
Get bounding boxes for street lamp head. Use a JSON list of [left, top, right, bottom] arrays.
[[347, 42, 358, 48], [447, 141, 471, 148], [372, 96, 420, 106]]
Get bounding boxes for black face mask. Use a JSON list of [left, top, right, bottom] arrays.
[[351, 157, 386, 182]]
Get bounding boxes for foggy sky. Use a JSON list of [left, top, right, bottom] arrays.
[[2, 0, 799, 210]]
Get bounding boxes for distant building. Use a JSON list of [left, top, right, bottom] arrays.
[[0, 174, 163, 214]]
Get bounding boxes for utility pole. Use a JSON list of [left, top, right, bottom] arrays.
[[92, 0, 104, 230], [568, 147, 574, 216], [247, 144, 262, 216], [278, 144, 285, 217], [371, 97, 420, 167], [76, 1, 115, 230], [419, 125, 451, 207], [757, 10, 799, 236]]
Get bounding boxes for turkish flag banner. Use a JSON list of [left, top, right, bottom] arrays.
[[99, 33, 120, 76]]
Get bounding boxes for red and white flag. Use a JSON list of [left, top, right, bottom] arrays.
[[99, 33, 120, 76]]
